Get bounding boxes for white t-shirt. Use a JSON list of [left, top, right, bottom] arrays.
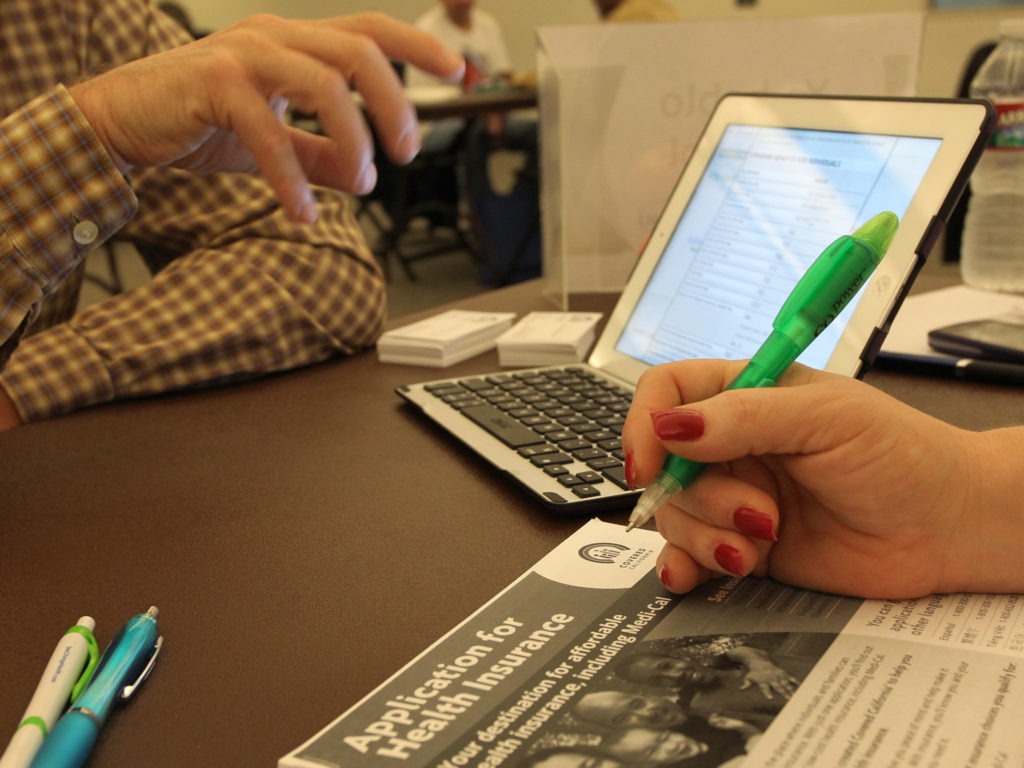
[[405, 5, 511, 88]]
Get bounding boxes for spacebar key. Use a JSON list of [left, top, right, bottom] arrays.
[[462, 404, 544, 448]]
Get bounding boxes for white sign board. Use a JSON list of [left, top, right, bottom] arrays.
[[537, 13, 924, 305]]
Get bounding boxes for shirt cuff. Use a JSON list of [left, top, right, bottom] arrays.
[[0, 321, 114, 421], [0, 85, 137, 342]]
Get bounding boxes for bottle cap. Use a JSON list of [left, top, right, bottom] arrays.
[[999, 17, 1024, 39]]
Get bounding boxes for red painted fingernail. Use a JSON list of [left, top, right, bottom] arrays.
[[658, 563, 671, 588], [651, 409, 705, 441], [625, 451, 638, 490], [733, 507, 777, 541], [714, 544, 745, 576]]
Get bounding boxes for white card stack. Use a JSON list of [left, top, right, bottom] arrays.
[[497, 311, 602, 367], [377, 309, 516, 367]]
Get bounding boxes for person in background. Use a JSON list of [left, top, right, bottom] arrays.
[[592, 0, 681, 22], [620, 359, 1024, 599], [406, 0, 512, 91], [406, 0, 520, 154], [0, 4, 463, 430], [406, 0, 540, 286], [0, 3, 461, 431]]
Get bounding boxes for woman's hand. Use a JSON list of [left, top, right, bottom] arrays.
[[622, 360, 1023, 598]]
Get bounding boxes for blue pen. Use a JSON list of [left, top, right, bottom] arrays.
[[626, 211, 900, 532], [30, 608, 162, 768]]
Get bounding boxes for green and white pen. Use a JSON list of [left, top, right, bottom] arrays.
[[626, 211, 900, 532], [1, 618, 99, 768]]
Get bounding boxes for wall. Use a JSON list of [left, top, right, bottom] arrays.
[[919, 6, 1024, 95], [180, 0, 599, 76], [179, 0, 1024, 98]]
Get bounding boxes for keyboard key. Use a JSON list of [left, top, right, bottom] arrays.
[[462, 404, 545, 448], [601, 463, 630, 489], [533, 422, 563, 434], [546, 430, 578, 443], [571, 484, 602, 499], [519, 444, 558, 458], [559, 439, 592, 451], [509, 407, 539, 418], [530, 453, 573, 467]]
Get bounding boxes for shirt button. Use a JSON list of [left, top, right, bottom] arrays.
[[72, 220, 99, 245]]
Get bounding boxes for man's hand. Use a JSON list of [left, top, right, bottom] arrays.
[[68, 12, 463, 223]]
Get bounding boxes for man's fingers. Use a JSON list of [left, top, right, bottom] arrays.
[[289, 128, 378, 195], [93, 12, 466, 216], [214, 40, 383, 202], [236, 15, 454, 165], [217, 83, 317, 222], [329, 12, 465, 81]]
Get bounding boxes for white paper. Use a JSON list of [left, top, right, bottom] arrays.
[[881, 285, 1024, 359], [281, 519, 1024, 767]]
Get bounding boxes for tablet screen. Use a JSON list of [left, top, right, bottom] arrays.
[[614, 124, 941, 369]]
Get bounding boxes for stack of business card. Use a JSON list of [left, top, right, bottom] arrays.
[[377, 309, 516, 367], [497, 311, 602, 367]]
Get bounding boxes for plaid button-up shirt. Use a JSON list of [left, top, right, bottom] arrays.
[[0, 0, 385, 422]]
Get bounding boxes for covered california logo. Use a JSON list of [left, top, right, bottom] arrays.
[[577, 542, 631, 564], [535, 520, 660, 588], [577, 542, 654, 575]]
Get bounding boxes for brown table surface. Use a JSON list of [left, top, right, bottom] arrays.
[[293, 86, 537, 130], [410, 86, 537, 122], [2, 275, 1021, 767]]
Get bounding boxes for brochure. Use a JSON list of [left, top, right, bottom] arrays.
[[280, 520, 1024, 767]]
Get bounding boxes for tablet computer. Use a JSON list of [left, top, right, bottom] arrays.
[[398, 93, 995, 514]]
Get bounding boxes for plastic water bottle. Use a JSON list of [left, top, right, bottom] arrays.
[[962, 18, 1024, 293]]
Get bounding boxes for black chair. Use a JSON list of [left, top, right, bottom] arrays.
[[354, 62, 477, 281], [357, 121, 477, 281]]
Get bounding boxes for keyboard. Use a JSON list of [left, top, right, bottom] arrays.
[[399, 366, 641, 514]]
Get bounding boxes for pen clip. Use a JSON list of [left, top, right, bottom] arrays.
[[121, 635, 163, 701], [69, 622, 101, 703]]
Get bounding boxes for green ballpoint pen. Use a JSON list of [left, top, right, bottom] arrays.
[[625, 210, 900, 532]]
